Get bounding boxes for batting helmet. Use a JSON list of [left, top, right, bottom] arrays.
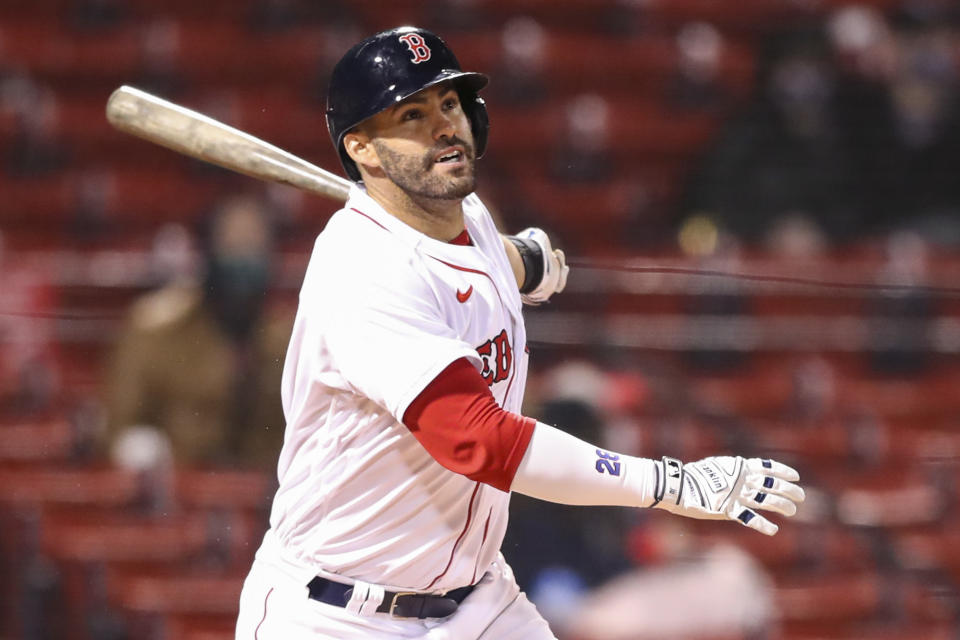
[[326, 26, 490, 182]]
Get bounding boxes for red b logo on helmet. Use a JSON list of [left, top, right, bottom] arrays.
[[398, 33, 432, 64]]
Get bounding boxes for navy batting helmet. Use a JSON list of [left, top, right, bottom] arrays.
[[326, 26, 490, 182]]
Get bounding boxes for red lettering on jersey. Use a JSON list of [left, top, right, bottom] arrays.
[[398, 33, 432, 64], [492, 329, 512, 382], [477, 340, 494, 385], [476, 329, 512, 386]]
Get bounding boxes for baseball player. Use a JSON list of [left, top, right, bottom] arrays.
[[235, 26, 805, 640]]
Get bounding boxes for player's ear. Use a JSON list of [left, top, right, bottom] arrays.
[[343, 130, 381, 172]]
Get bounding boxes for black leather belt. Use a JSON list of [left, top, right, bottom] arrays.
[[307, 576, 475, 619]]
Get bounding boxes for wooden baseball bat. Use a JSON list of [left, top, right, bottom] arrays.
[[105, 85, 352, 202]]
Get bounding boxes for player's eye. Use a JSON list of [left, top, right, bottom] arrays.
[[442, 96, 460, 111], [401, 108, 422, 121]]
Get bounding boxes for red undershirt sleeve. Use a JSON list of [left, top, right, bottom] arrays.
[[402, 357, 536, 492]]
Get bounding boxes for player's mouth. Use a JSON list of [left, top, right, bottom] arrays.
[[433, 146, 466, 167]]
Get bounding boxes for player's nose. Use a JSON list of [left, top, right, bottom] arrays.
[[431, 108, 457, 140]]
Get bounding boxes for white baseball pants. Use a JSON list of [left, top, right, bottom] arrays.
[[235, 533, 556, 640]]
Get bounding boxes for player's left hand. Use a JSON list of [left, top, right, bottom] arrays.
[[652, 456, 805, 536], [517, 227, 569, 305]]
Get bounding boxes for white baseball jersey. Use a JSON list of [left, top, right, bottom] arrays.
[[267, 185, 529, 593]]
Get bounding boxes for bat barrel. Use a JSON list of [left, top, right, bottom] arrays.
[[106, 85, 353, 202]]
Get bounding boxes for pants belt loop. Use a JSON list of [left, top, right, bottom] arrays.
[[360, 583, 385, 617], [343, 580, 388, 617], [344, 581, 371, 615]]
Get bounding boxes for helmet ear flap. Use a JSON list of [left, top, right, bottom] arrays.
[[463, 93, 489, 160]]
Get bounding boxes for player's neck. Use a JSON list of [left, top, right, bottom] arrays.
[[364, 179, 465, 242]]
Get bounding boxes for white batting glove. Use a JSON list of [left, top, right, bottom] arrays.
[[517, 227, 569, 305], [651, 456, 804, 536]]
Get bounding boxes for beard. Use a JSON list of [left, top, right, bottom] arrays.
[[372, 137, 477, 201]]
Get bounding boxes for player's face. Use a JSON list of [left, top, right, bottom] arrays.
[[365, 83, 477, 200]]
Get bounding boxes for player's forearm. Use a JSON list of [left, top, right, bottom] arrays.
[[510, 422, 659, 508]]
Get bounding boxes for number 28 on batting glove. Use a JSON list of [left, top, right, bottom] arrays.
[[651, 456, 805, 536]]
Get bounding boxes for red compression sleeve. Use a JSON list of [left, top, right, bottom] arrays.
[[402, 358, 535, 492]]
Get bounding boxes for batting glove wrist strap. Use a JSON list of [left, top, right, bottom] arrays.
[[651, 455, 805, 536], [510, 228, 569, 305], [650, 456, 684, 508], [507, 234, 544, 294]]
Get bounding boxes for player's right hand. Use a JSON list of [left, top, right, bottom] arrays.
[[651, 456, 804, 536]]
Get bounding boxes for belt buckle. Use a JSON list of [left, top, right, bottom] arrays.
[[388, 591, 418, 617]]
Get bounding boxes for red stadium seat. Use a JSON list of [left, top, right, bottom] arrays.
[[0, 467, 140, 507], [689, 364, 794, 418], [174, 469, 273, 511], [829, 467, 946, 529], [166, 614, 238, 640], [0, 174, 73, 223], [41, 511, 209, 564], [777, 570, 883, 624], [108, 571, 244, 615], [784, 623, 957, 640], [893, 528, 960, 575], [642, 0, 900, 32], [695, 522, 875, 573], [0, 418, 75, 464], [489, 100, 718, 160]]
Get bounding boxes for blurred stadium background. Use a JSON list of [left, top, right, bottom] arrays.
[[2, 0, 960, 638]]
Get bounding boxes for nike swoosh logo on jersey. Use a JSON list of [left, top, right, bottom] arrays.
[[456, 285, 473, 303]]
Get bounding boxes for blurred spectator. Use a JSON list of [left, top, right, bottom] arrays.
[[836, 465, 948, 528], [786, 355, 838, 425], [676, 221, 751, 370], [599, 0, 652, 37], [69, 169, 117, 242], [111, 423, 175, 514], [68, 0, 126, 30], [839, 10, 960, 242], [144, 222, 199, 289], [896, 0, 960, 29], [423, 0, 492, 33], [15, 510, 68, 640], [488, 17, 549, 108], [666, 22, 732, 113], [548, 93, 616, 183], [780, 355, 898, 466], [248, 0, 303, 31], [866, 230, 937, 374], [104, 195, 293, 469], [843, 410, 890, 468], [827, 4, 898, 83], [248, 0, 356, 32], [135, 19, 184, 97], [313, 22, 364, 104], [763, 212, 830, 258], [1, 75, 66, 177], [681, 29, 862, 247], [0, 230, 60, 414], [264, 182, 308, 241], [567, 518, 778, 640]]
